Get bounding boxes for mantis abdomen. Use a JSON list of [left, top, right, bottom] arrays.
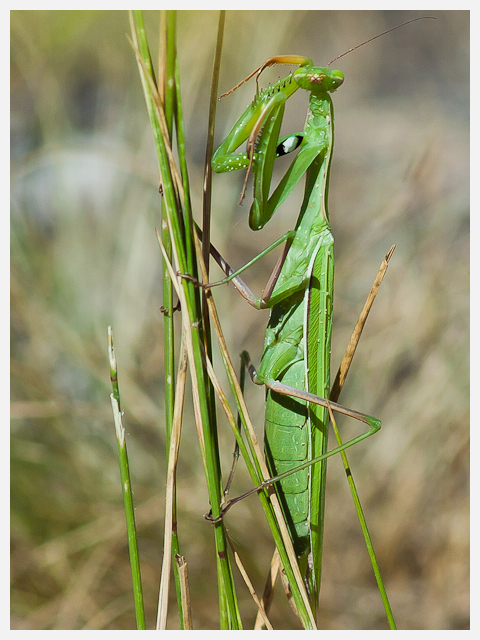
[[260, 215, 334, 597]]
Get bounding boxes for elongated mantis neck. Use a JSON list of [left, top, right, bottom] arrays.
[[300, 93, 334, 228]]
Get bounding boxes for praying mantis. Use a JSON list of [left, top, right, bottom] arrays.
[[209, 56, 381, 609], [203, 17, 433, 619]]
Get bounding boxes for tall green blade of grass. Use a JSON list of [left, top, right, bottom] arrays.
[[157, 11, 184, 628], [108, 327, 146, 630], [130, 10, 242, 629]]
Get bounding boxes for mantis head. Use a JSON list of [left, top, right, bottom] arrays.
[[294, 66, 344, 93]]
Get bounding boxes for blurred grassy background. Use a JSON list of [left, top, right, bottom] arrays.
[[11, 10, 469, 630]]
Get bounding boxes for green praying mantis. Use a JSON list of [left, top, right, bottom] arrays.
[[209, 58, 382, 609], [200, 17, 434, 619]]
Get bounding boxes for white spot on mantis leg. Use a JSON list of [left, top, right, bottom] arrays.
[[280, 137, 298, 154]]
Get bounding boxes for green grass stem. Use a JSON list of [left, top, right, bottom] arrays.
[[108, 327, 146, 630]]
